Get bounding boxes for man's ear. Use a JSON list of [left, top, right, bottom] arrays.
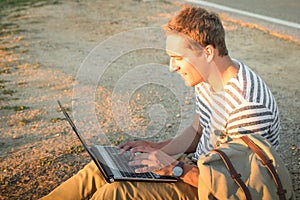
[[204, 45, 214, 63]]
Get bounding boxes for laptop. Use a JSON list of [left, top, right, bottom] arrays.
[[57, 100, 177, 183]]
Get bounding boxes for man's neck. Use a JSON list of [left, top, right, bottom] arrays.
[[208, 56, 239, 92]]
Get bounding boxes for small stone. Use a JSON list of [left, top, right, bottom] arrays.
[[176, 114, 181, 118], [184, 101, 191, 105], [166, 123, 172, 128], [12, 135, 22, 139]]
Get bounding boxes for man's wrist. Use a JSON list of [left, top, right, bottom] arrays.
[[172, 161, 184, 178]]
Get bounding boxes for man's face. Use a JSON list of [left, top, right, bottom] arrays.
[[166, 34, 207, 87]]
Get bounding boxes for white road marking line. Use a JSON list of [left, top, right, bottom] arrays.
[[185, 0, 300, 29]]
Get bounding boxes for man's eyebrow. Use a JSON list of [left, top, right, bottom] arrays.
[[166, 50, 181, 57]]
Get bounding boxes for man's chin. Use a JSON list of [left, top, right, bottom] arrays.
[[185, 80, 203, 87], [184, 81, 195, 87]]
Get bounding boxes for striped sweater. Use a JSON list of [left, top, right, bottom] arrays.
[[194, 60, 280, 159]]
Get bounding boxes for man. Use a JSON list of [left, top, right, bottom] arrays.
[[42, 5, 280, 200]]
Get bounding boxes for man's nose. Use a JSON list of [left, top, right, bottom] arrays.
[[169, 58, 180, 72]]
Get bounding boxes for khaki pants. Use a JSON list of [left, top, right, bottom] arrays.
[[41, 155, 198, 200]]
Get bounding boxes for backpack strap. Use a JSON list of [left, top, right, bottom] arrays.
[[212, 149, 252, 200], [240, 136, 287, 200]]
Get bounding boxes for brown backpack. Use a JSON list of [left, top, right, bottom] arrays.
[[197, 134, 295, 200]]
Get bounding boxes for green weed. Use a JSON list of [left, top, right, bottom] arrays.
[[67, 145, 85, 154], [40, 158, 54, 167], [50, 117, 64, 123], [0, 68, 11, 74], [0, 105, 29, 111], [2, 89, 15, 95]]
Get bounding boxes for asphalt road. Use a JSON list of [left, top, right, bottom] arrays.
[[185, 0, 300, 42], [197, 0, 300, 23]]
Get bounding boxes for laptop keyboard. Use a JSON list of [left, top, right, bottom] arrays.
[[102, 146, 156, 179]]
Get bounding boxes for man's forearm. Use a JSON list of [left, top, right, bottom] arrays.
[[160, 125, 200, 155], [152, 138, 173, 149]]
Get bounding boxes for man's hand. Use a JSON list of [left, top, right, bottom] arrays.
[[117, 140, 156, 159], [128, 146, 177, 176]]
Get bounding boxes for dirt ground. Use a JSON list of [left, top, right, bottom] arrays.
[[0, 0, 299, 199]]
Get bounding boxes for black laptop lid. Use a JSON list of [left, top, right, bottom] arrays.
[[57, 100, 112, 182]]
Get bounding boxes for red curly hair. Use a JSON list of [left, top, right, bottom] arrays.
[[164, 6, 228, 56]]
